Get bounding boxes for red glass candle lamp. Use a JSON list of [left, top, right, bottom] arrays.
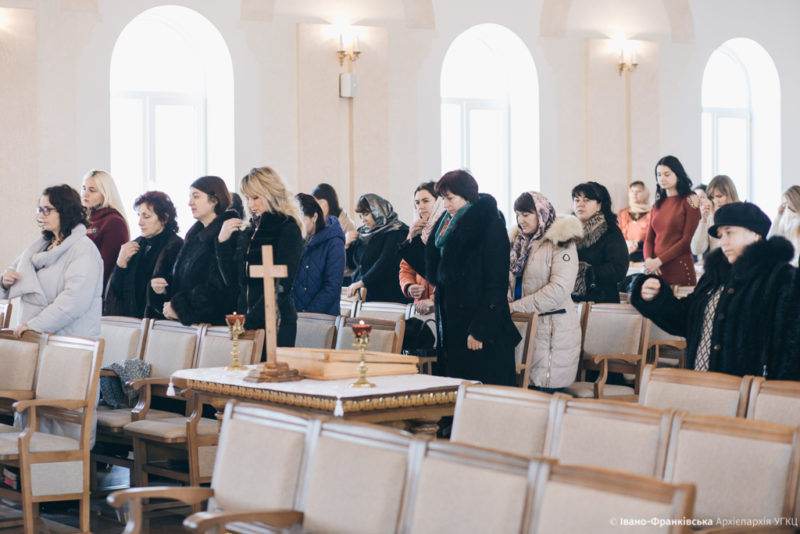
[[224, 312, 247, 371], [350, 320, 375, 388]]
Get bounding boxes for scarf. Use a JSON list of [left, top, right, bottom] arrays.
[[575, 211, 607, 250], [421, 197, 445, 245], [509, 192, 557, 277], [627, 202, 651, 221], [356, 194, 404, 245], [434, 203, 472, 250]]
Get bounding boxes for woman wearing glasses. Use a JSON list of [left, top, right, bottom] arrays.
[[1, 184, 103, 338]]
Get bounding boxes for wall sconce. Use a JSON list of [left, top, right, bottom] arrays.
[[617, 41, 638, 76], [337, 31, 360, 67]]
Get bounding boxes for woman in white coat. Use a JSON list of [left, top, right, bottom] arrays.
[[509, 191, 583, 392], [1, 184, 103, 339]]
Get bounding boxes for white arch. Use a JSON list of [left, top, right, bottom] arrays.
[[440, 24, 540, 219]]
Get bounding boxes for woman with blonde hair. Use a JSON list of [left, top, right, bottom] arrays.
[[691, 174, 739, 258], [82, 169, 129, 287], [768, 185, 800, 266], [217, 167, 304, 348]]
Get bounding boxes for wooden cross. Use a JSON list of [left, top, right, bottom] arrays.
[[248, 245, 287, 364]]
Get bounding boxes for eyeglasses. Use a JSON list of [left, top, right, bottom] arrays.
[[36, 207, 55, 216]]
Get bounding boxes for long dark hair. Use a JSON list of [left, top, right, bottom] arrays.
[[41, 184, 90, 241], [571, 181, 617, 225], [312, 183, 343, 217], [654, 155, 693, 208], [296, 193, 325, 234]]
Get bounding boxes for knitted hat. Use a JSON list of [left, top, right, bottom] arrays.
[[709, 202, 771, 239]]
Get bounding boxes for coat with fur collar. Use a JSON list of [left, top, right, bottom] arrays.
[[631, 236, 799, 380], [509, 215, 583, 388], [425, 194, 521, 386]]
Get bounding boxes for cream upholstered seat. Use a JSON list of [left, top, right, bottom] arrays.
[[647, 322, 686, 368], [296, 312, 339, 349], [336, 315, 405, 353], [450, 383, 563, 458], [664, 413, 800, 522], [746, 378, 800, 427], [399, 440, 537, 534], [544, 397, 673, 477], [194, 325, 264, 369], [0, 330, 46, 421], [0, 334, 103, 534], [526, 462, 695, 534], [638, 365, 751, 417], [109, 403, 320, 534], [357, 301, 414, 321], [99, 316, 149, 367], [0, 300, 12, 329], [340, 286, 365, 317], [511, 311, 538, 387]]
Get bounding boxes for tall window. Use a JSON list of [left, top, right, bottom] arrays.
[[701, 38, 780, 215], [441, 24, 539, 219], [110, 6, 234, 230]]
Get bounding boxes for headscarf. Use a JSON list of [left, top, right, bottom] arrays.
[[509, 191, 557, 277], [421, 197, 445, 245], [356, 194, 404, 244]]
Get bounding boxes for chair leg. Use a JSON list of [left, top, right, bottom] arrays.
[[90, 455, 98, 492], [132, 437, 148, 488], [80, 493, 90, 533]]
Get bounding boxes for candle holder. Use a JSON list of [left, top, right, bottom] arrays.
[[225, 313, 248, 371], [350, 320, 375, 388]]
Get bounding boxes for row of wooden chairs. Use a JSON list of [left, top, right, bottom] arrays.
[[296, 312, 406, 353], [450, 382, 800, 522], [0, 329, 104, 534], [109, 400, 696, 534]]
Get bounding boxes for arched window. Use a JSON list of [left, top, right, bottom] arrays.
[[441, 24, 539, 219], [701, 38, 780, 215], [110, 5, 234, 230]]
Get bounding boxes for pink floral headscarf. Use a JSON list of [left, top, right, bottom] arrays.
[[509, 191, 557, 277]]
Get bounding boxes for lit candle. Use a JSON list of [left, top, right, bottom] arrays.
[[353, 33, 360, 53], [351, 319, 371, 338]]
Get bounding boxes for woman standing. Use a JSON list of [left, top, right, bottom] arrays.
[[571, 182, 629, 303], [345, 194, 409, 303], [105, 191, 183, 318], [617, 181, 651, 262], [509, 192, 583, 392], [1, 184, 103, 338], [82, 170, 130, 288], [399, 182, 437, 315], [217, 167, 304, 346], [769, 185, 800, 267], [644, 156, 701, 285], [425, 170, 520, 386], [312, 183, 357, 239], [691, 175, 739, 257], [292, 193, 345, 316], [153, 176, 236, 326]]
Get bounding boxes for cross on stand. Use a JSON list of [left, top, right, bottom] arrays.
[[243, 244, 302, 382]]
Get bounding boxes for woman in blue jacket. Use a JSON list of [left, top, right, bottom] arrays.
[[292, 193, 345, 315]]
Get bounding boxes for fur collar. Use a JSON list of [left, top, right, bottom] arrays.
[[704, 236, 795, 283], [574, 212, 607, 250], [187, 209, 238, 243], [543, 215, 583, 246]]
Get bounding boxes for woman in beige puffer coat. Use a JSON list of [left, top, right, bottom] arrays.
[[509, 191, 583, 391]]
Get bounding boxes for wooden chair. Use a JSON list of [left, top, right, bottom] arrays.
[[99, 315, 149, 367], [295, 312, 339, 349], [399, 439, 538, 534], [357, 301, 414, 321], [525, 462, 695, 534], [0, 334, 104, 534], [663, 413, 800, 522], [0, 300, 12, 329], [647, 323, 686, 368], [638, 365, 752, 417], [184, 417, 416, 533], [544, 397, 673, 478], [108, 402, 321, 534], [746, 377, 800, 427], [450, 383, 563, 458], [336, 315, 405, 354], [511, 311, 538, 388], [340, 286, 365, 317], [0, 330, 47, 424], [565, 303, 650, 400]]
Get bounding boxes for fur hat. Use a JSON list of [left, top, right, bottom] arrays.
[[709, 202, 771, 239]]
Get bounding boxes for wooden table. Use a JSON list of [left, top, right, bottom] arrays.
[[170, 366, 466, 436]]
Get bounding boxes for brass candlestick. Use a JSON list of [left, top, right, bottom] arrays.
[[350, 320, 375, 388], [225, 313, 247, 371]]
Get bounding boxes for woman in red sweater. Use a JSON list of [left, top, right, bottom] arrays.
[[643, 156, 701, 286], [82, 170, 130, 288]]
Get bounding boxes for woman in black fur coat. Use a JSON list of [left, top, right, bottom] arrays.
[[631, 202, 799, 380]]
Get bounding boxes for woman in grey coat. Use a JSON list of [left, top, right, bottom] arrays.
[[1, 184, 103, 339]]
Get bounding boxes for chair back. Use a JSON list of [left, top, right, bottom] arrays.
[[100, 316, 149, 367], [647, 323, 686, 368], [511, 312, 538, 387], [450, 383, 561, 458], [400, 440, 535, 534], [295, 312, 339, 349], [582, 303, 648, 361], [195, 326, 264, 368], [527, 463, 695, 534], [357, 301, 413, 321], [545, 398, 673, 477], [336, 316, 405, 353], [0, 329, 46, 391], [746, 378, 800, 427], [639, 365, 751, 417], [300, 420, 415, 534], [209, 403, 320, 513], [340, 286, 365, 317], [664, 413, 800, 521], [0, 300, 12, 329], [141, 320, 203, 377]]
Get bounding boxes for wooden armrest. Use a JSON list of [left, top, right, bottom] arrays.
[[0, 390, 34, 402], [127, 377, 171, 391], [14, 398, 88, 412], [184, 509, 304, 533], [107, 486, 214, 509], [100, 369, 118, 377], [591, 353, 641, 365]]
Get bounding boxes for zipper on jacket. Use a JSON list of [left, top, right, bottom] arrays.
[[545, 319, 554, 388]]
